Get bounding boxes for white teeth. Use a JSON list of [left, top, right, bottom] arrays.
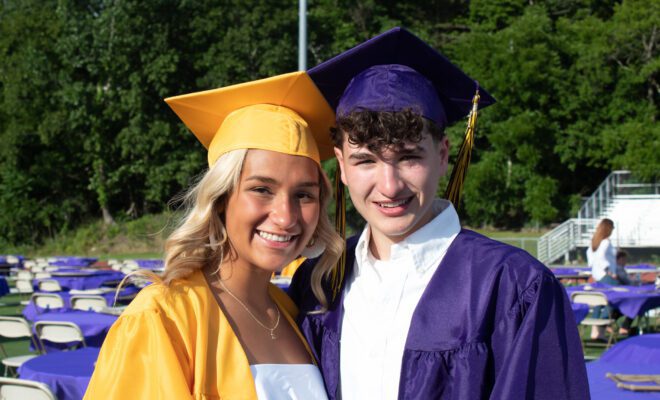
[[378, 199, 408, 208], [258, 231, 292, 242]]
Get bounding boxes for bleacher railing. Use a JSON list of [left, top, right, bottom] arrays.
[[538, 170, 659, 264]]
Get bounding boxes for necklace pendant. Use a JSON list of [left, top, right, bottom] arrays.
[[270, 330, 277, 340]]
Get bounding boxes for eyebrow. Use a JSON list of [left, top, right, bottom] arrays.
[[348, 145, 426, 160], [244, 176, 320, 187]]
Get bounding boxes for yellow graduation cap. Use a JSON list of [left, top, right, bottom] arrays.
[[164, 71, 336, 166]]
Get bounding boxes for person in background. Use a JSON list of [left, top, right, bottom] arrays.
[[586, 218, 617, 282], [610, 250, 634, 335], [290, 27, 589, 400], [585, 218, 618, 340], [85, 72, 343, 399]]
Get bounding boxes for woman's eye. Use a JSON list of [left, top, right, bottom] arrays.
[[250, 187, 272, 195]]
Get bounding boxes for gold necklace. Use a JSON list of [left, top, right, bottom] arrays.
[[217, 278, 281, 340]]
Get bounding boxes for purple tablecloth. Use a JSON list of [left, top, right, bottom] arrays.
[[49, 257, 98, 267], [572, 302, 589, 324], [136, 259, 164, 270], [32, 310, 117, 349], [587, 334, 660, 399], [19, 347, 99, 400], [22, 287, 138, 321], [35, 270, 125, 291], [567, 284, 660, 319], [0, 276, 9, 297]]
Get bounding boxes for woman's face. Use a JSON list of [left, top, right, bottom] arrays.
[[224, 149, 321, 274]]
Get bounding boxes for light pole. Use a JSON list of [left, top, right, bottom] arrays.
[[298, 0, 307, 71]]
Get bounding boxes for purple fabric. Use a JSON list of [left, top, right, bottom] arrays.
[[290, 230, 589, 399], [625, 264, 658, 271], [338, 65, 446, 126], [32, 310, 117, 349], [136, 259, 164, 269], [18, 347, 100, 400], [572, 303, 590, 324], [35, 270, 125, 291], [551, 268, 591, 278], [307, 27, 495, 126], [567, 284, 660, 319], [49, 257, 97, 267], [0, 277, 9, 297], [22, 287, 139, 321], [587, 335, 660, 399]]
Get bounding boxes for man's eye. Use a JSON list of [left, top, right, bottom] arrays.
[[355, 159, 375, 165]]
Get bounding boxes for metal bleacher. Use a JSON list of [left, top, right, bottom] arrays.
[[538, 171, 660, 264]]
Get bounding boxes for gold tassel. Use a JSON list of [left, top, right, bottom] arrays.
[[331, 166, 346, 301], [444, 89, 480, 207]]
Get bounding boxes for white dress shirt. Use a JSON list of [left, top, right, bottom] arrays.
[[340, 200, 461, 400]]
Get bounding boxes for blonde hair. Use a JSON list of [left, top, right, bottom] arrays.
[[591, 218, 614, 251], [133, 149, 343, 310]]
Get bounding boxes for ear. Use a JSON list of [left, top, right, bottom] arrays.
[[334, 146, 348, 185], [437, 136, 450, 176]]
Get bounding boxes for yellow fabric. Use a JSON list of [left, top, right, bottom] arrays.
[[164, 71, 335, 166], [84, 270, 311, 400], [279, 257, 306, 278], [209, 104, 319, 166]]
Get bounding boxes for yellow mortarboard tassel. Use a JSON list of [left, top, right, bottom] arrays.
[[444, 88, 480, 207], [331, 167, 346, 301]]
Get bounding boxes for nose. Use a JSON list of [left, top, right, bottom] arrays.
[[376, 163, 404, 198], [270, 194, 299, 229]]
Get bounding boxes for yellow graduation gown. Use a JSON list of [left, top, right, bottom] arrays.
[[84, 269, 313, 400]]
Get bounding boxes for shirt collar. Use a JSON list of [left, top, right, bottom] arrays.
[[354, 199, 461, 276]]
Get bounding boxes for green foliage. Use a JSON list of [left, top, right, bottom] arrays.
[[0, 0, 657, 246]]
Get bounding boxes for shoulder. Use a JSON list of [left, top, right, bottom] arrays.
[[453, 229, 552, 288], [121, 270, 211, 321]]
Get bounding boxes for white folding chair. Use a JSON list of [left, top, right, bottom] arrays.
[[30, 293, 64, 313], [0, 377, 56, 400], [34, 321, 86, 353], [70, 295, 107, 312], [5, 256, 19, 265], [36, 280, 62, 293], [16, 271, 33, 281], [14, 280, 34, 306], [0, 317, 39, 376], [571, 291, 618, 349], [33, 272, 51, 280]]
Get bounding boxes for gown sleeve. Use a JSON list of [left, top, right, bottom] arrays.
[[489, 263, 590, 399], [84, 307, 194, 400]]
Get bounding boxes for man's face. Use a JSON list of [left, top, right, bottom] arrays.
[[335, 131, 449, 246]]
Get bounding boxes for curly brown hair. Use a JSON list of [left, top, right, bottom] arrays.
[[331, 108, 445, 153]]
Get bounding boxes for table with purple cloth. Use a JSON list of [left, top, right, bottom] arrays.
[[35, 270, 125, 291], [32, 310, 117, 349], [0, 276, 9, 297], [572, 302, 589, 324], [22, 287, 139, 321], [48, 257, 98, 267], [135, 259, 164, 270], [551, 266, 591, 280], [18, 347, 99, 400], [567, 283, 660, 319], [587, 334, 660, 399]]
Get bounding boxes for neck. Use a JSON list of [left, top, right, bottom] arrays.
[[214, 259, 273, 307], [368, 229, 400, 261]]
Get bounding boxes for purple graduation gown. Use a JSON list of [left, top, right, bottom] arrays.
[[289, 229, 590, 399]]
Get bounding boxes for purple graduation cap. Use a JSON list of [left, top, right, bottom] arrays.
[[307, 26, 496, 129]]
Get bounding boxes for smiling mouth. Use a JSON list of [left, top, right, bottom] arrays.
[[257, 230, 296, 243], [376, 197, 412, 208]]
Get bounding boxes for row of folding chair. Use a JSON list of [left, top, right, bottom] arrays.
[[0, 377, 56, 400], [0, 316, 86, 376], [31, 293, 108, 312]]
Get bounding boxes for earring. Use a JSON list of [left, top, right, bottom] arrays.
[[301, 235, 325, 259]]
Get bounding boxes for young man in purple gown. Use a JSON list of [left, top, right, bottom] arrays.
[[290, 27, 589, 400]]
